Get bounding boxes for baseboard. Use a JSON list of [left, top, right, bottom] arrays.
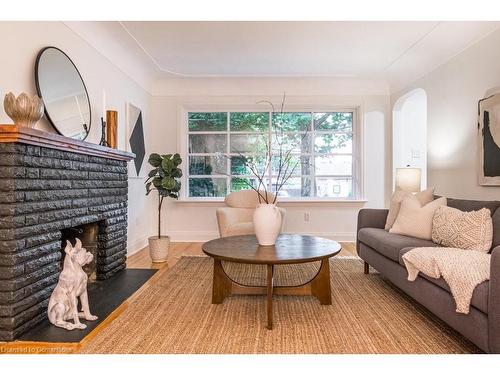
[[165, 231, 356, 243], [127, 237, 149, 256]]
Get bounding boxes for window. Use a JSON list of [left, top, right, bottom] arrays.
[[186, 110, 356, 199]]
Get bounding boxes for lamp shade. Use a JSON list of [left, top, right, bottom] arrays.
[[395, 168, 421, 192]]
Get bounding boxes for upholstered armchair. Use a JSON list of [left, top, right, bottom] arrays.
[[216, 190, 286, 238]]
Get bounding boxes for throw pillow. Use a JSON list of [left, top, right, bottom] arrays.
[[432, 206, 493, 253], [385, 187, 435, 230], [390, 196, 447, 240]]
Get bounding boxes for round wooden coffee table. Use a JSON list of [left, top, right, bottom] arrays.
[[202, 234, 341, 329]]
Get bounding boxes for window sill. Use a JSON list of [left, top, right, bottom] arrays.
[[175, 198, 368, 204]]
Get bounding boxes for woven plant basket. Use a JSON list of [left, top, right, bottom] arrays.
[[148, 236, 170, 263]]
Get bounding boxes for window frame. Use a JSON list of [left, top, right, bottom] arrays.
[[179, 105, 362, 202]]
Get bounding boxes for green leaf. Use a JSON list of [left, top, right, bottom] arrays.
[[152, 177, 162, 188], [145, 181, 152, 195], [148, 168, 158, 178], [162, 154, 173, 159], [161, 158, 174, 173], [172, 153, 182, 166], [169, 193, 178, 199], [148, 153, 162, 167], [171, 181, 181, 192], [161, 177, 176, 190], [171, 168, 182, 178], [157, 188, 170, 197]]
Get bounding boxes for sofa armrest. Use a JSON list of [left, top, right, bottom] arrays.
[[488, 246, 500, 353], [357, 208, 389, 232]]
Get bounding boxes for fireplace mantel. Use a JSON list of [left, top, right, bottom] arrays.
[[0, 124, 135, 161]]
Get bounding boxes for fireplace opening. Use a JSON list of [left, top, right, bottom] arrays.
[[60, 222, 99, 283]]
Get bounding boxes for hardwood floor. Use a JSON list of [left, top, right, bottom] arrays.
[[0, 241, 356, 354], [127, 241, 357, 270]]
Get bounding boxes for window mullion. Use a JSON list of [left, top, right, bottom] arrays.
[[311, 112, 316, 198], [226, 112, 230, 194]]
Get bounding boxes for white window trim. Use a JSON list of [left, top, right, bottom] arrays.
[[178, 103, 364, 203]]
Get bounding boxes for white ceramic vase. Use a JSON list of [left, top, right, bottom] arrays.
[[253, 203, 282, 246], [148, 235, 170, 263]]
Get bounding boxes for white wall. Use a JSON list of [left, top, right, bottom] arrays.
[[392, 88, 427, 190], [149, 78, 390, 242], [0, 21, 153, 254], [391, 28, 500, 201]]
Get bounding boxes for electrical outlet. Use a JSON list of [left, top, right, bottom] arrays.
[[304, 212, 310, 222]]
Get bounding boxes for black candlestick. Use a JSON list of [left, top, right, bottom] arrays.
[[99, 117, 108, 147]]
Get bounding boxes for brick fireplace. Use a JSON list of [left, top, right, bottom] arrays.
[[0, 125, 134, 341]]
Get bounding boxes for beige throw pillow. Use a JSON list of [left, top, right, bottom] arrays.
[[390, 196, 447, 240], [385, 187, 435, 230], [432, 206, 493, 253]]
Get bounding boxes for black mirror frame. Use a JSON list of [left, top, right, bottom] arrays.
[[34, 46, 92, 141]]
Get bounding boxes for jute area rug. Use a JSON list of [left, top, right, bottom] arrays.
[[80, 256, 480, 354]]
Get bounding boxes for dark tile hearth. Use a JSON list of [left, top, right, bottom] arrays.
[[18, 269, 157, 343]]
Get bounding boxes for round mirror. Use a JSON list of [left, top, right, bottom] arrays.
[[35, 47, 91, 140]]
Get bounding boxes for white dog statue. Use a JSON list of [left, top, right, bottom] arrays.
[[47, 238, 98, 330]]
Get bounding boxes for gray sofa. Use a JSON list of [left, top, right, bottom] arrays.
[[357, 197, 500, 353]]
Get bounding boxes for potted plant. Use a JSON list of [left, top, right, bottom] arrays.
[[145, 153, 182, 262]]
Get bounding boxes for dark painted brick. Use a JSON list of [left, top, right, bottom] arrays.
[[25, 232, 61, 248], [0, 239, 25, 253], [0, 262, 60, 292], [70, 215, 100, 228], [97, 242, 126, 258], [0, 297, 50, 329], [97, 263, 126, 280], [0, 284, 54, 318], [0, 240, 60, 266], [24, 189, 87, 202], [0, 288, 24, 305], [24, 252, 62, 274], [22, 156, 73, 169], [0, 192, 17, 204], [39, 169, 89, 180]]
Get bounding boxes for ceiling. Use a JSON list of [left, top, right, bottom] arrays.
[[67, 21, 500, 93]]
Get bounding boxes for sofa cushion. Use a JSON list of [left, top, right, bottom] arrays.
[[358, 227, 437, 262], [389, 196, 447, 240], [385, 188, 435, 230], [398, 247, 489, 314], [432, 206, 493, 253], [443, 197, 500, 214]]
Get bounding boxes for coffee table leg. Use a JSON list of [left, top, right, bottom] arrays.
[[212, 259, 231, 304], [311, 258, 332, 305], [267, 264, 274, 330]]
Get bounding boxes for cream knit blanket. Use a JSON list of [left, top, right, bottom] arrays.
[[402, 247, 490, 314]]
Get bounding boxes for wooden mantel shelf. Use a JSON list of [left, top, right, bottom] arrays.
[[0, 124, 135, 161]]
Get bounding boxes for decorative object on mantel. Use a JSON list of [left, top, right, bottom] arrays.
[[35, 46, 91, 141], [3, 92, 44, 128], [47, 239, 98, 330], [145, 153, 183, 262], [106, 110, 118, 149], [478, 93, 500, 185], [99, 116, 108, 147], [127, 102, 146, 176]]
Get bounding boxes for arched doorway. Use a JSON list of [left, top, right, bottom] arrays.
[[392, 88, 427, 190]]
